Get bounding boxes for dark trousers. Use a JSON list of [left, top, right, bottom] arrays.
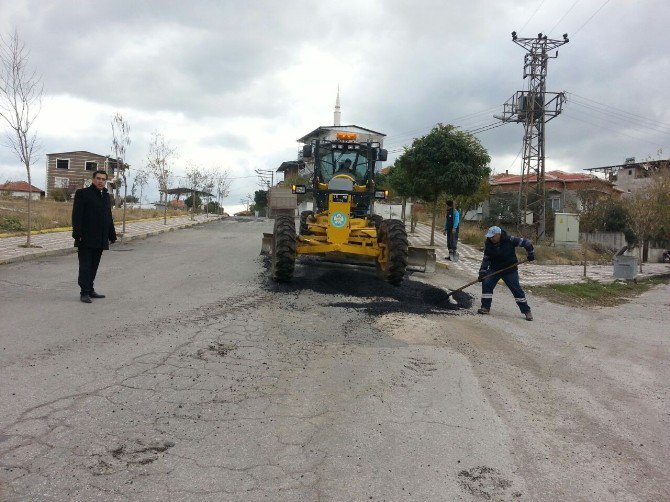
[[78, 247, 103, 296], [481, 268, 530, 313], [446, 227, 459, 253]]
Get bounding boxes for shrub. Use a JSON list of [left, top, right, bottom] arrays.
[[0, 216, 24, 231], [51, 188, 71, 202]]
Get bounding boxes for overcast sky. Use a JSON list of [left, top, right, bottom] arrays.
[[1, 0, 668, 213]]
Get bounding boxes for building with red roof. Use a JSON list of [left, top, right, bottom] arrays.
[[489, 170, 621, 213], [0, 181, 45, 200]]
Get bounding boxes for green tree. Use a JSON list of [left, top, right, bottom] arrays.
[[185, 193, 202, 209], [485, 192, 519, 227], [254, 190, 268, 209], [206, 200, 220, 213], [394, 124, 491, 244], [451, 178, 490, 221], [386, 163, 415, 225]]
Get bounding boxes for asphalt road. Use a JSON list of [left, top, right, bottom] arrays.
[[1, 218, 668, 501]]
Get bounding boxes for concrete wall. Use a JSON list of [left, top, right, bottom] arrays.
[[580, 231, 668, 262], [372, 202, 409, 220], [580, 231, 627, 251]]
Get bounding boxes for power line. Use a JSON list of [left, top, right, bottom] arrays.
[[548, 0, 581, 35], [573, 0, 612, 35], [568, 99, 670, 136], [382, 106, 501, 143], [504, 145, 524, 174], [384, 115, 504, 150], [567, 92, 670, 130], [384, 121, 509, 155], [562, 112, 667, 148], [520, 0, 548, 32]]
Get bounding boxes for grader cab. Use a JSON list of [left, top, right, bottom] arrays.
[[261, 133, 435, 284]]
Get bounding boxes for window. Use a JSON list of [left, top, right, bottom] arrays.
[[56, 158, 70, 169], [85, 161, 98, 171], [550, 197, 561, 211], [54, 177, 69, 188], [316, 144, 370, 183], [628, 170, 632, 175]]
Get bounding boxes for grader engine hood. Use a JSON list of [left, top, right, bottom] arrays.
[[326, 175, 355, 245]]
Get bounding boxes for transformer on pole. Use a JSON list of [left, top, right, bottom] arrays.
[[495, 32, 569, 239]]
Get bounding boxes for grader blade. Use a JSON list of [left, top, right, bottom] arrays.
[[260, 233, 274, 255], [407, 246, 436, 273]]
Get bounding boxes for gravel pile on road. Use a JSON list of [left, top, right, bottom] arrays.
[[263, 259, 474, 316]]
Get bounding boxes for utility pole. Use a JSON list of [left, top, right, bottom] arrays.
[[255, 168, 274, 217], [254, 168, 274, 189], [495, 32, 569, 240]]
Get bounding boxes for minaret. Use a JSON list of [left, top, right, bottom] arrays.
[[334, 86, 341, 126]]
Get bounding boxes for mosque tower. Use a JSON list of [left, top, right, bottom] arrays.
[[334, 86, 341, 126]]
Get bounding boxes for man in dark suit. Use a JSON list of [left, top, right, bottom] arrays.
[[72, 170, 117, 303]]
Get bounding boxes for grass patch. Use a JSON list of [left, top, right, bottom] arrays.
[[0, 197, 186, 235], [529, 276, 669, 307]]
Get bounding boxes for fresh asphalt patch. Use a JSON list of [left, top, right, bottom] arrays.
[[261, 257, 474, 315]]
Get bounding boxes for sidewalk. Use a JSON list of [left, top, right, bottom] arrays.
[[408, 223, 670, 286], [0, 214, 223, 265]]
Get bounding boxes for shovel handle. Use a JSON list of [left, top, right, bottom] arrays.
[[447, 259, 529, 297]]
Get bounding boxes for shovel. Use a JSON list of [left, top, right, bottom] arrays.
[[445, 258, 530, 300]]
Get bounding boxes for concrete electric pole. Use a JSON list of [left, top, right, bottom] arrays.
[[495, 32, 569, 239]]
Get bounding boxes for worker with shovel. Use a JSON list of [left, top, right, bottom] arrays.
[[477, 226, 535, 321]]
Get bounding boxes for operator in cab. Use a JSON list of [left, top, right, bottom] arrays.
[[336, 159, 355, 176]]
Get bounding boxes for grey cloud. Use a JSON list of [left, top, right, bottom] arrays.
[[199, 131, 250, 151], [2, 0, 668, 188]]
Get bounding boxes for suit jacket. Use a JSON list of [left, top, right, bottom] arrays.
[[72, 185, 117, 249]]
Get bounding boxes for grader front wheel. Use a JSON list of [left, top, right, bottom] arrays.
[[271, 215, 296, 282], [377, 219, 408, 285]]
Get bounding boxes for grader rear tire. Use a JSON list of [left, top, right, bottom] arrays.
[[271, 215, 296, 282], [377, 219, 408, 286]]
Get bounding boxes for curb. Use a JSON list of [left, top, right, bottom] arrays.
[[0, 217, 222, 266]]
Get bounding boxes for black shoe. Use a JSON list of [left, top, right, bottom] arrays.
[[80, 295, 92, 303], [90, 291, 106, 299]]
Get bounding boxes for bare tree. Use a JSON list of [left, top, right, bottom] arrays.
[[146, 130, 176, 225], [111, 113, 131, 238], [0, 29, 43, 247], [131, 168, 150, 207], [628, 171, 670, 270], [211, 166, 232, 215], [185, 164, 210, 221]]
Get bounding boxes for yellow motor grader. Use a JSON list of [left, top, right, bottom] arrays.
[[261, 132, 435, 284]]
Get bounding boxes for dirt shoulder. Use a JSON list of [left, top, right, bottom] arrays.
[[421, 274, 670, 501]]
